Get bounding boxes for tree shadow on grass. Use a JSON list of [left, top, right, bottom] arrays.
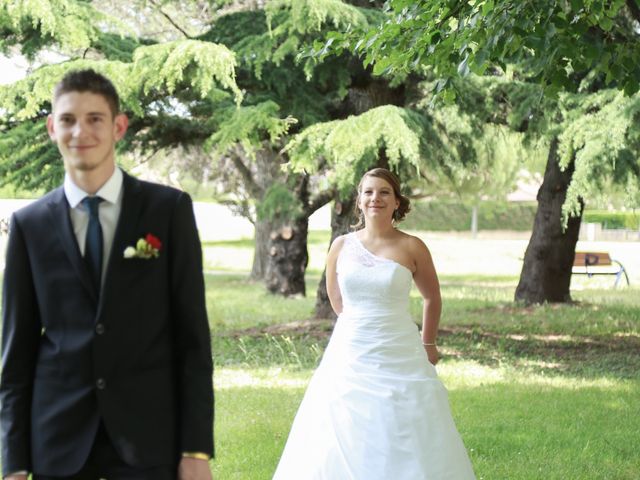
[[439, 326, 640, 380], [217, 318, 640, 380]]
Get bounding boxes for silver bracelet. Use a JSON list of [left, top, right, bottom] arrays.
[[422, 342, 436, 346]]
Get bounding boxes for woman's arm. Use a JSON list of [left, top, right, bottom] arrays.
[[325, 235, 346, 316], [410, 236, 442, 365]]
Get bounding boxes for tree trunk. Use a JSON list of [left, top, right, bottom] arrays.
[[265, 217, 309, 296], [515, 138, 583, 304], [249, 218, 272, 280], [314, 194, 357, 319]]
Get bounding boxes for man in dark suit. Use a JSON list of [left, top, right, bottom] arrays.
[[0, 70, 214, 479]]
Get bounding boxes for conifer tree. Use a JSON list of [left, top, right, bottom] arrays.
[[0, 0, 524, 306]]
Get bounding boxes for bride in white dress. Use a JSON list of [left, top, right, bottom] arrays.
[[273, 168, 475, 479]]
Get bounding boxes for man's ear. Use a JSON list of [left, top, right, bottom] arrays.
[[114, 113, 129, 141], [46, 114, 56, 141]]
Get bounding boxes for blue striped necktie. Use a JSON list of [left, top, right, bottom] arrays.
[[82, 196, 104, 290]]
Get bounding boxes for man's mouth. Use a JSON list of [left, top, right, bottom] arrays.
[[69, 145, 97, 150]]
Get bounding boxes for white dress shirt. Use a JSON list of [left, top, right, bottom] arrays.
[[64, 167, 123, 282]]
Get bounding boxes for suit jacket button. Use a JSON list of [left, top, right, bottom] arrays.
[[95, 323, 105, 335], [96, 378, 106, 390]]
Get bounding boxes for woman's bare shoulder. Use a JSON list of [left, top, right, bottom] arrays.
[[332, 233, 350, 247], [397, 231, 430, 256], [328, 232, 350, 256]]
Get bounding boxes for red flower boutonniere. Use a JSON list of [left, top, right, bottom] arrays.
[[123, 233, 162, 259]]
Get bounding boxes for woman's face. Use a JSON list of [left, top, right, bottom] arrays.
[[358, 175, 400, 223]]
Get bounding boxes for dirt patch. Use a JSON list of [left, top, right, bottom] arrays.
[[224, 318, 336, 340]]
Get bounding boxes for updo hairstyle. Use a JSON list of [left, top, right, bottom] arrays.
[[353, 168, 411, 230]]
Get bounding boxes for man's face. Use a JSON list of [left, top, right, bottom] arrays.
[[47, 91, 127, 176]]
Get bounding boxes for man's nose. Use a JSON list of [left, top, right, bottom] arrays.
[[72, 121, 88, 137]]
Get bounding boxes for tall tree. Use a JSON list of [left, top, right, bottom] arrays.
[[0, 0, 436, 295], [285, 101, 479, 317], [0, 0, 407, 297], [332, 0, 640, 303]]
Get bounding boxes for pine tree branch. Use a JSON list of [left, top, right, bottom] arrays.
[[137, 149, 160, 165], [148, 0, 192, 39]]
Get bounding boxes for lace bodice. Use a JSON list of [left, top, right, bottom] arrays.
[[337, 232, 413, 317]]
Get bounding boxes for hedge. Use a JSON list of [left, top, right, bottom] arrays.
[[402, 200, 537, 231], [401, 201, 639, 232], [583, 210, 640, 230]]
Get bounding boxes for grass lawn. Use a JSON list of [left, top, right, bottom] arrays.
[[208, 258, 640, 479], [1, 230, 638, 478], [213, 366, 639, 479]]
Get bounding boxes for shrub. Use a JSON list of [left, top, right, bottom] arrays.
[[403, 200, 537, 231], [582, 210, 639, 230]]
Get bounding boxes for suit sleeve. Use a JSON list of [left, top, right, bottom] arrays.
[[0, 214, 41, 476], [168, 193, 214, 457]]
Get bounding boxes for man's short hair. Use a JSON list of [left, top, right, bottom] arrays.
[[53, 69, 120, 117]]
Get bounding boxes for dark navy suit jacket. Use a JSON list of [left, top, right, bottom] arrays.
[[0, 172, 214, 476]]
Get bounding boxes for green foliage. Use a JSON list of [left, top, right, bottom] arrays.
[[583, 210, 640, 230], [286, 105, 433, 193], [423, 104, 526, 200], [0, 118, 63, 191], [402, 200, 537, 232], [202, 0, 369, 87], [558, 90, 640, 223], [93, 31, 148, 63], [265, 0, 368, 78], [0, 34, 242, 189], [200, 10, 344, 128], [343, 1, 640, 97], [267, 0, 367, 34], [0, 0, 103, 56], [256, 183, 304, 221], [0, 38, 241, 121], [0, 59, 132, 120], [205, 101, 295, 155], [132, 40, 242, 103]]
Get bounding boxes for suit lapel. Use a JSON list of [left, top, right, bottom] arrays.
[[100, 172, 143, 300], [47, 187, 98, 301]]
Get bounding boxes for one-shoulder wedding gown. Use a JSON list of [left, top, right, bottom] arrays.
[[273, 232, 475, 479]]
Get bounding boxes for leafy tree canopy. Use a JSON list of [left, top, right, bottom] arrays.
[[558, 89, 640, 220], [0, 39, 241, 120], [285, 104, 476, 195], [323, 0, 640, 98], [0, 0, 108, 57]]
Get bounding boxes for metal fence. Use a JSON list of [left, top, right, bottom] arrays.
[[579, 222, 640, 242]]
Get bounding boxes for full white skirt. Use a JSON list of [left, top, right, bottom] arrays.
[[273, 310, 476, 480]]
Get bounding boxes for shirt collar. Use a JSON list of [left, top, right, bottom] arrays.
[[64, 167, 123, 208]]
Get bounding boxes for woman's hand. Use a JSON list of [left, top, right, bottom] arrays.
[[423, 344, 439, 365]]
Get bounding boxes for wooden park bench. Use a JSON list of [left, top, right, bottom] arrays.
[[572, 251, 630, 287]]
